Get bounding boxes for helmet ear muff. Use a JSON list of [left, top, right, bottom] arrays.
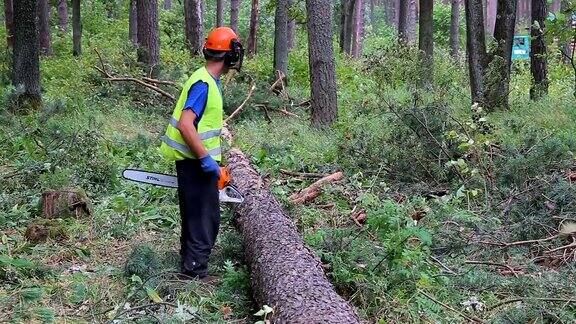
[[224, 40, 244, 71]]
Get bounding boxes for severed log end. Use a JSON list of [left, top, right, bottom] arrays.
[[41, 189, 92, 219], [226, 149, 360, 323], [289, 171, 344, 204]]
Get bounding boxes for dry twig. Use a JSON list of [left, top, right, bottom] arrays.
[[224, 76, 256, 124], [289, 172, 344, 204]]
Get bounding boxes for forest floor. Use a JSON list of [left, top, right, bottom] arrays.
[[2, 5, 576, 323]]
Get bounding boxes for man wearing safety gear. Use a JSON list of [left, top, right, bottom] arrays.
[[159, 27, 243, 280]]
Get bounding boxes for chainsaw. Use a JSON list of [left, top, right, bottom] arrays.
[[122, 167, 244, 203]]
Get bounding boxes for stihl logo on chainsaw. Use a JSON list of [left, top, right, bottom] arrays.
[[122, 168, 244, 204]]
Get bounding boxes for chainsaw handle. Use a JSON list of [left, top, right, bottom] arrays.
[[218, 167, 231, 190]]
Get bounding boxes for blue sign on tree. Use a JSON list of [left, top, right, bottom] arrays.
[[512, 36, 530, 60]]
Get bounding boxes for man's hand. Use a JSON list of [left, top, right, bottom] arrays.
[[199, 155, 221, 178]]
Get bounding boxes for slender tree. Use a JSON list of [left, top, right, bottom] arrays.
[[247, 0, 259, 56], [274, 0, 289, 76], [397, 0, 409, 43], [12, 0, 42, 109], [57, 0, 68, 32], [529, 0, 548, 99], [4, 0, 14, 47], [486, 0, 497, 33], [287, 0, 295, 51], [184, 0, 203, 55], [72, 0, 81, 56], [306, 0, 338, 128], [216, 0, 224, 27], [342, 0, 355, 54], [230, 0, 240, 32], [129, 0, 138, 44], [163, 0, 172, 10], [137, 0, 160, 74], [38, 0, 52, 55], [449, 0, 460, 58], [464, 0, 488, 105], [484, 0, 517, 110], [351, 0, 364, 58], [419, 0, 434, 87]]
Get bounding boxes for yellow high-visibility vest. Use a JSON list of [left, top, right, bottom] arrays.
[[159, 67, 223, 162]]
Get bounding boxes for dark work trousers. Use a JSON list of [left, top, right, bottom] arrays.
[[175, 159, 220, 277]]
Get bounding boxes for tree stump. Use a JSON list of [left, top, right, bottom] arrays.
[[41, 190, 91, 219], [226, 149, 360, 323]]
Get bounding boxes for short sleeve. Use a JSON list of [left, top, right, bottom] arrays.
[[183, 81, 209, 119]]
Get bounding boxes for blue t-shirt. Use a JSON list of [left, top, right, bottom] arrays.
[[183, 78, 222, 128]]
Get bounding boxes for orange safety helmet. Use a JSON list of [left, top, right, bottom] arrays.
[[203, 27, 244, 71], [204, 27, 238, 51]]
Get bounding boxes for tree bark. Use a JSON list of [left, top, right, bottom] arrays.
[[398, 0, 409, 44], [4, 0, 13, 47], [163, 0, 172, 10], [227, 149, 359, 322], [12, 0, 42, 110], [342, 0, 355, 54], [450, 0, 460, 58], [184, 0, 204, 55], [274, 0, 289, 76], [550, 0, 561, 12], [484, 0, 516, 110], [407, 0, 418, 43], [351, 0, 364, 58], [464, 0, 488, 105], [287, 0, 295, 51], [37, 0, 52, 55], [529, 0, 548, 99], [72, 0, 81, 56], [230, 0, 240, 33], [486, 0, 497, 34], [57, 0, 68, 32], [216, 0, 224, 27], [419, 0, 434, 87], [247, 0, 259, 56], [129, 0, 138, 44], [137, 0, 160, 75], [306, 0, 338, 128]]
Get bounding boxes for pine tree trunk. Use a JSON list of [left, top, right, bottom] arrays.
[[339, 0, 345, 52], [306, 0, 338, 128], [369, 0, 375, 26], [4, 0, 13, 47], [137, 0, 160, 75], [247, 0, 259, 56], [351, 0, 364, 58], [450, 0, 460, 58], [343, 0, 355, 54], [12, 0, 42, 110], [129, 0, 138, 44], [287, 0, 295, 51], [486, 0, 497, 34], [464, 0, 488, 105], [72, 0, 82, 56], [274, 0, 289, 76], [226, 149, 359, 322], [57, 0, 68, 32], [163, 0, 172, 10], [38, 0, 52, 55], [230, 0, 240, 33], [184, 0, 204, 55], [551, 0, 561, 12], [529, 0, 548, 99], [216, 0, 224, 27], [419, 0, 434, 87], [407, 0, 417, 43], [398, 0, 409, 44], [484, 0, 516, 110]]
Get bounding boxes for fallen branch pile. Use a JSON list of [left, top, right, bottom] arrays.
[[226, 149, 359, 322]]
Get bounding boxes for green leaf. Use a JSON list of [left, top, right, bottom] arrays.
[[145, 286, 163, 303]]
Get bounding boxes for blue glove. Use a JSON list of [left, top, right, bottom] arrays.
[[199, 155, 221, 178]]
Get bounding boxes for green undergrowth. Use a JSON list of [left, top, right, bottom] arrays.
[[2, 0, 576, 322]]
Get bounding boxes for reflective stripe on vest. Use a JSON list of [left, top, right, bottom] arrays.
[[168, 117, 222, 140], [161, 135, 222, 157]]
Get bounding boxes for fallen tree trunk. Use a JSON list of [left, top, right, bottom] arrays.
[[226, 149, 360, 323]]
